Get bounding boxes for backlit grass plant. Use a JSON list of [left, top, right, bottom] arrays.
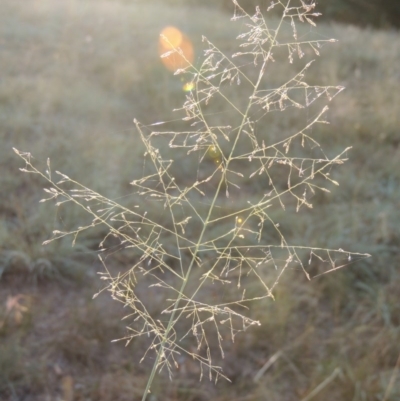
[[14, 1, 370, 399]]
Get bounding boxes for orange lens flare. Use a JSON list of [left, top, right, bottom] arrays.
[[159, 26, 194, 72]]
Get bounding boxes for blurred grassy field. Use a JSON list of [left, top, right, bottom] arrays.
[[1, 0, 399, 400]]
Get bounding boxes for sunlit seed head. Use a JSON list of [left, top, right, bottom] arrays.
[[208, 145, 221, 160], [183, 82, 194, 92]]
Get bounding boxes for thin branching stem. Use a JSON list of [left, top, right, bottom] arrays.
[[14, 1, 370, 399]]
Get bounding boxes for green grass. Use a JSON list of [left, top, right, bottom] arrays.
[[1, 0, 400, 400]]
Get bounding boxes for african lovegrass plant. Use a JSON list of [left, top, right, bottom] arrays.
[[14, 1, 370, 399]]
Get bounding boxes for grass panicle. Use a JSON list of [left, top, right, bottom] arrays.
[[14, 1, 370, 399]]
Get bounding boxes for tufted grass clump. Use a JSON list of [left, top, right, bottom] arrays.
[[14, 1, 370, 399]]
